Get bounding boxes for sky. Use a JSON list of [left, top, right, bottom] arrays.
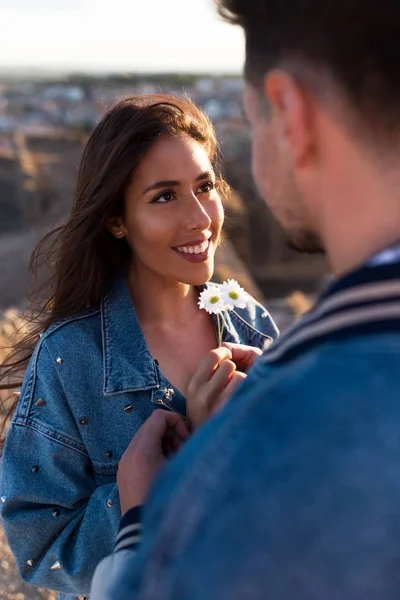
[[0, 0, 245, 73]]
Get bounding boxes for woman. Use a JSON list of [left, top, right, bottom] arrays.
[[0, 95, 278, 599]]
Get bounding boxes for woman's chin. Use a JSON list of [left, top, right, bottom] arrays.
[[179, 262, 214, 286]]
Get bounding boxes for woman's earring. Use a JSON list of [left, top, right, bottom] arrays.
[[116, 231, 124, 239]]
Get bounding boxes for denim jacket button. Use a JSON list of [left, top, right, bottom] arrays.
[[79, 417, 89, 426], [32, 466, 39, 473], [106, 499, 113, 508], [52, 509, 60, 518], [56, 357, 64, 364], [124, 404, 133, 413], [26, 559, 33, 567], [105, 451, 113, 459]]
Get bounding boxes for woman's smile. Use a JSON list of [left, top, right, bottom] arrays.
[[173, 233, 212, 262]]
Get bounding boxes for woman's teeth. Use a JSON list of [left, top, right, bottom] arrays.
[[176, 240, 209, 255]]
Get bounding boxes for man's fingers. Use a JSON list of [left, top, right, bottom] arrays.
[[142, 410, 188, 442], [164, 428, 187, 455], [168, 414, 190, 442], [162, 433, 182, 458], [188, 347, 233, 395]]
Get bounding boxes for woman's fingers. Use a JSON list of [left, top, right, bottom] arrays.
[[221, 342, 262, 372], [204, 359, 236, 402], [220, 370, 247, 406], [188, 347, 232, 396], [187, 348, 243, 431]]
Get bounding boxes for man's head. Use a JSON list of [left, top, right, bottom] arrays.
[[217, 0, 400, 258]]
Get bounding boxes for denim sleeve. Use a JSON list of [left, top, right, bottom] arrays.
[[0, 342, 121, 597]]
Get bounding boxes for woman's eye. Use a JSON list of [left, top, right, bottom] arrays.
[[152, 190, 174, 204], [198, 181, 216, 194]]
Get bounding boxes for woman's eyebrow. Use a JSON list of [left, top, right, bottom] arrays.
[[143, 180, 180, 194], [196, 171, 214, 182], [143, 172, 214, 195]]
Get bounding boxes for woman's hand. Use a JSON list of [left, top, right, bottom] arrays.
[[117, 410, 190, 515], [221, 342, 263, 372], [186, 347, 247, 431]]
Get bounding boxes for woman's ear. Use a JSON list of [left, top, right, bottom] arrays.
[[106, 218, 127, 239]]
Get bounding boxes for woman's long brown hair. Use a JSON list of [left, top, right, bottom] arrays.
[[0, 94, 224, 451]]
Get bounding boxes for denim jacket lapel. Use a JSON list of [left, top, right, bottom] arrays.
[[101, 276, 160, 396]]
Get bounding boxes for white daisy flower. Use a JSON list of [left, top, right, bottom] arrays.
[[198, 286, 227, 314], [221, 279, 248, 309]]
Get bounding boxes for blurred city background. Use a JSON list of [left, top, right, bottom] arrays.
[[0, 1, 328, 598]]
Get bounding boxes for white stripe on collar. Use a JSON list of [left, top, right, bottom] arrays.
[[263, 303, 400, 364], [263, 272, 400, 365], [367, 243, 400, 267]]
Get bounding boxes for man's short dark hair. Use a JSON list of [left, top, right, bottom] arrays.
[[217, 0, 400, 142]]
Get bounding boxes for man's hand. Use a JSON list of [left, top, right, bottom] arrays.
[[117, 410, 189, 515], [221, 342, 263, 373], [186, 347, 246, 431]]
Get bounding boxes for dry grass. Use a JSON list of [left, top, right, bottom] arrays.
[[0, 310, 28, 417], [0, 313, 56, 599]]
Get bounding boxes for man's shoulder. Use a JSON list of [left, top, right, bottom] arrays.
[[152, 332, 400, 502], [249, 332, 400, 402]]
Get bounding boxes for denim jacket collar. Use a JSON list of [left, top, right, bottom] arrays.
[[101, 277, 160, 396], [101, 276, 273, 396]]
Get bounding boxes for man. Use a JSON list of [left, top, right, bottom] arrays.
[[91, 0, 400, 597]]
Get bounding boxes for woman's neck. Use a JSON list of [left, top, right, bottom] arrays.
[[126, 265, 201, 328]]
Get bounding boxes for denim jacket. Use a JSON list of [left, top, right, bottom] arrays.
[[90, 254, 400, 600], [0, 276, 278, 599]]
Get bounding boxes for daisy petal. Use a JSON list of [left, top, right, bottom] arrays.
[[198, 286, 227, 314], [221, 279, 248, 310]]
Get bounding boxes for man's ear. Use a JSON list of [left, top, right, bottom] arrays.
[[265, 69, 316, 166], [106, 217, 127, 239]]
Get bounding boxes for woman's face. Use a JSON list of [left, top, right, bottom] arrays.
[[117, 134, 224, 286]]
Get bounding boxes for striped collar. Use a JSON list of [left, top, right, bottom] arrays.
[[263, 257, 400, 365]]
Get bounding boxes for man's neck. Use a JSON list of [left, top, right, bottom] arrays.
[[328, 230, 400, 278], [320, 141, 400, 277]]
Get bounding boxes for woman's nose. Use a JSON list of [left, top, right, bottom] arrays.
[[185, 195, 212, 231]]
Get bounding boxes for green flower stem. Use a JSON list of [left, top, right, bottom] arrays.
[[217, 310, 230, 347], [217, 313, 222, 347]]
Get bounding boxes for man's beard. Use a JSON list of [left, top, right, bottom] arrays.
[[285, 229, 325, 255]]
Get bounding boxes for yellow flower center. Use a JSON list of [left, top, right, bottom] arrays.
[[229, 291, 239, 300], [210, 296, 220, 304]]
